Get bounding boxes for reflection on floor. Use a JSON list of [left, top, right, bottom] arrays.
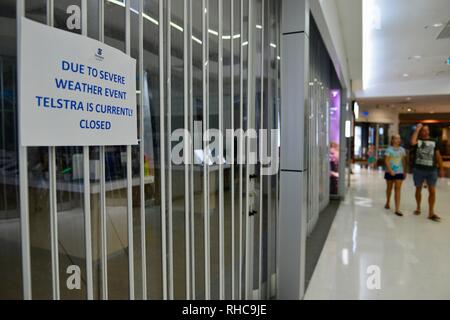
[[305, 167, 450, 300]]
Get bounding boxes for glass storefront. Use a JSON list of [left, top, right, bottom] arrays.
[[353, 122, 390, 168], [306, 16, 344, 233]]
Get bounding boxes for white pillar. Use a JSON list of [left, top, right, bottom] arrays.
[[278, 0, 309, 300]]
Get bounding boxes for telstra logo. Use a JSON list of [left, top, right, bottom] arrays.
[[95, 48, 104, 61]]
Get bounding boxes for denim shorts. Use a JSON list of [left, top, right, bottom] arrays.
[[413, 168, 438, 187]]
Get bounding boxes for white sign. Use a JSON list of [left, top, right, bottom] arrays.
[[19, 17, 137, 146]]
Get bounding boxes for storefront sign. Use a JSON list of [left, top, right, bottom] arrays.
[[19, 17, 137, 146]]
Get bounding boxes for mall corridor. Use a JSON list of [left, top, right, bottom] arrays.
[[306, 168, 450, 300]]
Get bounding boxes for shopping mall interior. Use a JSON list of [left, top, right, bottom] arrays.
[[0, 0, 449, 300]]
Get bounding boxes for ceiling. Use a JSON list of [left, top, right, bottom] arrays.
[[335, 0, 362, 84], [335, 0, 450, 100], [358, 94, 450, 114]]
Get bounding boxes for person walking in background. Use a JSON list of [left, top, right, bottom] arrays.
[[367, 144, 376, 169], [384, 134, 407, 217], [410, 123, 445, 222]]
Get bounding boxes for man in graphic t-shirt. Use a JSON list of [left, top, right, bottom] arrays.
[[410, 124, 445, 222]]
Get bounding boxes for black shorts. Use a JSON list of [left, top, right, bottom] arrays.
[[384, 172, 405, 180]]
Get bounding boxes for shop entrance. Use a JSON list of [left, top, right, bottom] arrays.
[[354, 122, 390, 168]]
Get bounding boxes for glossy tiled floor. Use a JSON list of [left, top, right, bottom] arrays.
[[305, 167, 450, 300]]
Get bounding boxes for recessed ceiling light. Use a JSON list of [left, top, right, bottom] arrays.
[[432, 23, 444, 28], [403, 73, 409, 77], [413, 55, 422, 59], [407, 108, 412, 112]]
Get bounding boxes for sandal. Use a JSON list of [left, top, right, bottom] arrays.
[[395, 212, 404, 217], [414, 210, 421, 215], [385, 204, 390, 209], [428, 215, 441, 222]]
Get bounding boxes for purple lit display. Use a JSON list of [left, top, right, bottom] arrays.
[[329, 89, 341, 145], [329, 89, 341, 195]]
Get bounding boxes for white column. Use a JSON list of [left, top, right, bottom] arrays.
[[278, 0, 309, 300]]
